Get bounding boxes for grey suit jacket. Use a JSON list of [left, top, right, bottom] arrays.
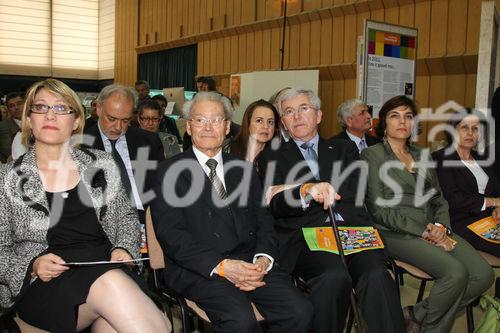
[[0, 147, 141, 309], [360, 140, 450, 237]]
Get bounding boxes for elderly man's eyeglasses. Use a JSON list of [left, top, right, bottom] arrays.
[[30, 104, 75, 115], [190, 116, 226, 127], [139, 116, 161, 123], [282, 105, 314, 117]]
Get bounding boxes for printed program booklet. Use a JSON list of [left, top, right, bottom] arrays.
[[302, 226, 384, 255], [467, 216, 500, 244]]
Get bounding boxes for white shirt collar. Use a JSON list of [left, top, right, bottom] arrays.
[[192, 146, 226, 188], [345, 130, 365, 146]]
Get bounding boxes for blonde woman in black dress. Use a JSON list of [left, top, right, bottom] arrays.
[[0, 79, 169, 332]]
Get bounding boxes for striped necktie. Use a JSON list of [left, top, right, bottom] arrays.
[[206, 158, 228, 200]]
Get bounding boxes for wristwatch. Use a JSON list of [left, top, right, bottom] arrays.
[[434, 222, 452, 236]]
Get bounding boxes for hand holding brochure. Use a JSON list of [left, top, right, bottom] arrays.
[[64, 258, 149, 267], [302, 226, 384, 255]]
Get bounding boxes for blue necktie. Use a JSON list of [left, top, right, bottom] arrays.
[[301, 141, 319, 179], [359, 139, 367, 152]]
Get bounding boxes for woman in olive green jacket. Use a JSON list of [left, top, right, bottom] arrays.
[[360, 96, 493, 333]]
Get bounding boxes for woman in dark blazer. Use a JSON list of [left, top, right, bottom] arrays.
[[360, 96, 493, 333], [0, 79, 169, 332], [432, 110, 499, 256]]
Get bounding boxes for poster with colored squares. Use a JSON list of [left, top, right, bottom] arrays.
[[362, 21, 417, 119], [368, 31, 416, 60]]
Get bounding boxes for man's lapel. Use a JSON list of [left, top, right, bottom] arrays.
[[281, 140, 314, 180]]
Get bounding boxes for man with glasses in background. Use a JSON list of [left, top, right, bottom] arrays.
[[137, 99, 180, 159], [84, 84, 164, 223], [0, 92, 24, 162], [256, 88, 404, 333], [151, 91, 313, 332]]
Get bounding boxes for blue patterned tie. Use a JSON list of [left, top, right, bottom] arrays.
[[359, 138, 367, 152], [301, 141, 319, 179]]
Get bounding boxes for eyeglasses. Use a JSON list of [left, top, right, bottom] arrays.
[[190, 116, 226, 127], [139, 116, 161, 123], [282, 105, 314, 117], [30, 103, 75, 115]]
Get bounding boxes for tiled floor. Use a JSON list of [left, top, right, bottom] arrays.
[[170, 268, 499, 333]]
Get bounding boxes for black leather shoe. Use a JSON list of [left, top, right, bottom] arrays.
[[403, 306, 421, 333]]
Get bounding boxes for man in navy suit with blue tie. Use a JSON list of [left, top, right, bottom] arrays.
[[256, 88, 404, 333]]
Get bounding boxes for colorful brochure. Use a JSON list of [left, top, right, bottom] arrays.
[[467, 216, 500, 244], [302, 226, 384, 255]]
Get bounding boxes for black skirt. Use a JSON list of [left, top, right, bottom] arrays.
[[15, 183, 142, 333]]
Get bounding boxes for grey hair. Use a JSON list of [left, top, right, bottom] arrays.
[[337, 99, 365, 129], [97, 84, 138, 106], [182, 92, 233, 121], [276, 88, 321, 115]]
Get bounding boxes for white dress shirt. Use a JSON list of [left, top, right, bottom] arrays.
[[191, 146, 274, 274], [97, 123, 144, 210]]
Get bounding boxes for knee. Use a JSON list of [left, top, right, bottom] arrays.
[[474, 264, 495, 294], [285, 296, 314, 327], [445, 262, 469, 289], [359, 266, 390, 285], [313, 268, 352, 292], [223, 306, 259, 332]]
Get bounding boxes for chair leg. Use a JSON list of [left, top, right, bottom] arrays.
[[466, 304, 474, 333], [416, 280, 427, 303], [398, 270, 405, 286], [346, 307, 354, 333]]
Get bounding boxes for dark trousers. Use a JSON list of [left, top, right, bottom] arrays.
[[294, 245, 405, 333], [169, 267, 313, 333]]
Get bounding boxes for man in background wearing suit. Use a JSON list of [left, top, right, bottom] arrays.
[[151, 92, 313, 333], [84, 84, 164, 223], [0, 92, 24, 162], [331, 99, 379, 152], [256, 89, 404, 333]]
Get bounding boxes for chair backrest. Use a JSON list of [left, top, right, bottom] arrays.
[[479, 251, 500, 268], [145, 207, 166, 270]]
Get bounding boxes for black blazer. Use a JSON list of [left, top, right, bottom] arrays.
[[330, 130, 380, 147], [256, 138, 373, 272], [83, 124, 165, 206], [432, 148, 500, 233], [151, 149, 278, 290]]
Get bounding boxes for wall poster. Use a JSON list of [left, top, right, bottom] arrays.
[[362, 20, 418, 119]]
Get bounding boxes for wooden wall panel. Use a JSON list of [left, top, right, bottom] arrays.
[[116, 0, 487, 138], [447, 0, 467, 55], [230, 35, 239, 73], [429, 0, 448, 57], [331, 16, 344, 65], [399, 3, 414, 28], [299, 22, 311, 67], [310, 20, 321, 66], [254, 30, 263, 70], [320, 17, 332, 65], [262, 29, 271, 69], [343, 13, 357, 63], [415, 1, 431, 59], [246, 32, 255, 72], [270, 27, 281, 69]]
